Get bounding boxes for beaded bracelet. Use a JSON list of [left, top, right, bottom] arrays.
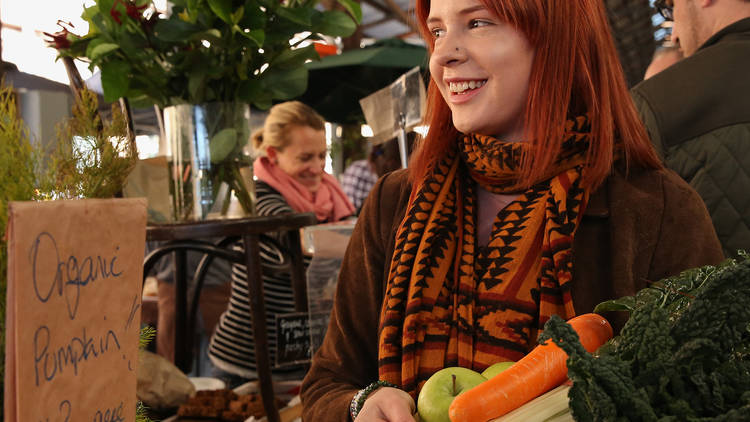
[[349, 380, 398, 420]]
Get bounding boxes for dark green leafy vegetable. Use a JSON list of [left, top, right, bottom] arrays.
[[539, 252, 750, 421]]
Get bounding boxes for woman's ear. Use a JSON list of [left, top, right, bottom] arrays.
[[266, 146, 278, 163]]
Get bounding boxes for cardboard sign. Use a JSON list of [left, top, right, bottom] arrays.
[[275, 312, 329, 367], [4, 198, 147, 422], [359, 66, 426, 145]]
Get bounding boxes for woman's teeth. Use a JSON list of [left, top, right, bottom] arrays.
[[449, 80, 487, 94]]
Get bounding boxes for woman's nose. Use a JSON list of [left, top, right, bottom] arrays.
[[312, 157, 325, 172], [430, 33, 466, 67]]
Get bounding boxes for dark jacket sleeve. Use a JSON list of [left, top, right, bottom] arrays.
[[573, 167, 724, 333], [647, 169, 724, 280], [631, 88, 666, 158], [300, 171, 410, 422]]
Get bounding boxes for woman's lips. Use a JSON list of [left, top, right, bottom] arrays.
[[445, 78, 487, 104]]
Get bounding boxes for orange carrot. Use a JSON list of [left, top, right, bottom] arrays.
[[448, 313, 613, 422]]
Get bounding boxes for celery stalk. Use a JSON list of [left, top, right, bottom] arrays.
[[492, 384, 571, 422]]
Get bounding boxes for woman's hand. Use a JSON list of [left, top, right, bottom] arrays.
[[355, 387, 419, 422]]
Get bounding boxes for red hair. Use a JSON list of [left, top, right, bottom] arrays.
[[410, 0, 662, 189]]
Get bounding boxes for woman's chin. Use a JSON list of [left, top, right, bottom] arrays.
[[299, 179, 322, 193]]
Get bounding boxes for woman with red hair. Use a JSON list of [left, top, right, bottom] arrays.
[[301, 1, 722, 421]]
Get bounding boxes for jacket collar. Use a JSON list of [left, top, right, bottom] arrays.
[[699, 17, 750, 51]]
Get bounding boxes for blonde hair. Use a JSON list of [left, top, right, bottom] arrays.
[[252, 101, 325, 155]]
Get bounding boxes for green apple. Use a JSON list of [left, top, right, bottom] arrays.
[[417, 367, 487, 422], [480, 361, 515, 380]]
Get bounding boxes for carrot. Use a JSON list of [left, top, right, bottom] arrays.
[[448, 313, 613, 422]]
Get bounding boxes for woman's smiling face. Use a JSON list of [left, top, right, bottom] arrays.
[[427, 0, 535, 141], [268, 125, 327, 192]]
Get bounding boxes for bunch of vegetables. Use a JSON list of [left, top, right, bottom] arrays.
[[540, 252, 750, 421], [448, 313, 613, 422]]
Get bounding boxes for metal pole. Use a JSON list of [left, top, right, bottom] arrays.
[[397, 112, 408, 169]]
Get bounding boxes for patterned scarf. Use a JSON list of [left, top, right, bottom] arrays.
[[378, 116, 592, 397]]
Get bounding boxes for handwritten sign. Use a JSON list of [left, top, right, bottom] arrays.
[[4, 199, 147, 422], [275, 312, 329, 366]]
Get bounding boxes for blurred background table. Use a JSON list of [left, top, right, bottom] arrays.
[[143, 212, 317, 422]]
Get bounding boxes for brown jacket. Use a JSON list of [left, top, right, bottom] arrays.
[[300, 166, 723, 422]]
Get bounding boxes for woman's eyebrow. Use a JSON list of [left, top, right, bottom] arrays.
[[459, 5, 488, 15], [426, 4, 487, 25]]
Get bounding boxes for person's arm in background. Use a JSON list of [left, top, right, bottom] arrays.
[[254, 179, 301, 251], [631, 89, 666, 158], [301, 171, 415, 422]]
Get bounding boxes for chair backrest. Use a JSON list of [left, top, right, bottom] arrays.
[[142, 230, 309, 374]]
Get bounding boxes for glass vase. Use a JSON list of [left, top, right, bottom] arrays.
[[164, 102, 255, 221]]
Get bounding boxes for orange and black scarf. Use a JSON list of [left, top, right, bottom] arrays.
[[378, 116, 592, 397]]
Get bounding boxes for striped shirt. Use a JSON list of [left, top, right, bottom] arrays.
[[207, 180, 313, 379]]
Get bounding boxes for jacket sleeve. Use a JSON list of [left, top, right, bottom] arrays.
[[631, 89, 666, 158], [300, 172, 405, 422], [647, 170, 724, 280]]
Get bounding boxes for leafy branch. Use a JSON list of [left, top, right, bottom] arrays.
[[38, 89, 137, 200]]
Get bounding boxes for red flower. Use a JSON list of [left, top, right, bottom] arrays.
[[126, 2, 148, 21], [111, 5, 122, 24], [43, 21, 75, 50], [110, 0, 147, 25]]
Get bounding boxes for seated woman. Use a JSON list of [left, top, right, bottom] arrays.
[[300, 0, 724, 421], [208, 101, 354, 382]]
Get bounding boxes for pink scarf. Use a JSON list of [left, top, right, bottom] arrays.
[[253, 156, 355, 222]]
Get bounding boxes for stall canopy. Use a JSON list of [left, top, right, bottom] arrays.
[[297, 38, 428, 124]]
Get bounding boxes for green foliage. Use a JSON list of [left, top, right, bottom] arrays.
[[135, 402, 154, 422], [136, 326, 157, 422], [540, 253, 750, 421], [39, 89, 137, 199], [50, 0, 362, 109], [139, 325, 157, 350], [0, 82, 40, 419]]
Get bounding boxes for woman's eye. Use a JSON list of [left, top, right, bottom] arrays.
[[469, 19, 490, 29], [430, 27, 445, 38]]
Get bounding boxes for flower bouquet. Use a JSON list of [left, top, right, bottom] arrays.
[[47, 0, 361, 220]]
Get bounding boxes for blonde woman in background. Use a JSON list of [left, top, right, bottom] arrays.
[[208, 101, 354, 383]]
